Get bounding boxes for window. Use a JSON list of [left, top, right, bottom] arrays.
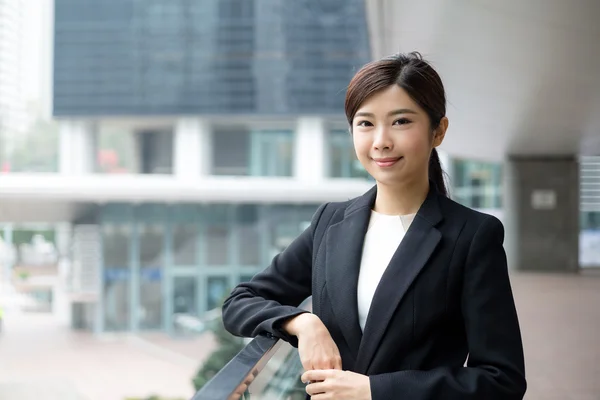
[[172, 225, 198, 266], [212, 129, 250, 176], [212, 128, 294, 177], [250, 130, 294, 177], [137, 130, 173, 174], [237, 205, 261, 266], [97, 126, 137, 174], [206, 276, 230, 310], [138, 223, 165, 330], [138, 224, 165, 269], [452, 159, 502, 209], [173, 276, 197, 316], [328, 129, 370, 179], [102, 224, 131, 331], [205, 225, 230, 266]]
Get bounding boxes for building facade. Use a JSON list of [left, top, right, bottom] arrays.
[[53, 0, 373, 333]]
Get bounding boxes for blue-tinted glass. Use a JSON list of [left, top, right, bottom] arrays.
[[53, 0, 370, 116]]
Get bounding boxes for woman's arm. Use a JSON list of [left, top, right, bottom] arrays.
[[222, 203, 328, 346], [369, 216, 527, 400]]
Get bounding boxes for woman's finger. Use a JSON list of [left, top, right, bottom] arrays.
[[305, 381, 328, 396]]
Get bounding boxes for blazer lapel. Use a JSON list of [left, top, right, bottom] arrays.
[[355, 187, 443, 373], [324, 186, 376, 359]]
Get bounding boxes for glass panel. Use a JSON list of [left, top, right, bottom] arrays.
[[239, 225, 260, 266], [102, 224, 131, 331], [173, 276, 197, 315], [139, 279, 162, 330], [329, 141, 345, 177], [137, 129, 174, 174], [212, 129, 250, 176], [237, 205, 260, 266], [138, 224, 165, 330], [205, 226, 230, 266], [276, 137, 293, 177], [451, 159, 503, 209], [206, 276, 230, 310], [328, 130, 369, 179], [248, 348, 305, 399], [139, 224, 165, 268], [173, 224, 198, 266], [97, 126, 137, 174], [250, 131, 293, 177]]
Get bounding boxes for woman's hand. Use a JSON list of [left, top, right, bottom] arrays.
[[302, 370, 371, 400], [283, 313, 342, 371]]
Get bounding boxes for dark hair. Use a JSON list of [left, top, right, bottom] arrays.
[[345, 51, 448, 197]]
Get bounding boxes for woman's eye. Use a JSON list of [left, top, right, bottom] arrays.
[[356, 120, 373, 127], [393, 118, 411, 125]]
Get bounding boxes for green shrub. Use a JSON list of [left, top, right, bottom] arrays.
[[192, 318, 245, 391]]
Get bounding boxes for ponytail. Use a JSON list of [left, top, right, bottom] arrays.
[[429, 148, 449, 197]]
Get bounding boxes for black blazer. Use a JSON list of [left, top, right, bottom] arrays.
[[223, 184, 526, 400]]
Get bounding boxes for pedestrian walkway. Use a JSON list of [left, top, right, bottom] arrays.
[[0, 312, 201, 400], [0, 382, 86, 400], [511, 270, 600, 400]]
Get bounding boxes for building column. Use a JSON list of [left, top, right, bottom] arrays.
[[54, 223, 72, 326], [294, 117, 326, 181], [59, 120, 97, 175], [503, 156, 579, 272], [174, 118, 211, 178]]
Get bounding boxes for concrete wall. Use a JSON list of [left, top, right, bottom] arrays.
[[504, 157, 579, 272]]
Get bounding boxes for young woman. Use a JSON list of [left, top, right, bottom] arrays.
[[222, 52, 526, 400]]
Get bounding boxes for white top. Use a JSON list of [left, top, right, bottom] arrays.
[[357, 211, 416, 331]]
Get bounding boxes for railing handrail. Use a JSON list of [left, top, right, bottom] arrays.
[[191, 298, 312, 400]]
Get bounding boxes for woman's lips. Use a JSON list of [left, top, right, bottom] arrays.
[[373, 157, 402, 167]]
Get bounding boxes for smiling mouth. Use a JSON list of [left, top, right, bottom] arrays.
[[373, 157, 402, 167]]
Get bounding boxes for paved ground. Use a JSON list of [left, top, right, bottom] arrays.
[[512, 270, 600, 400], [0, 271, 599, 399], [0, 311, 211, 400]]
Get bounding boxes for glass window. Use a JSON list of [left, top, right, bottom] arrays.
[[139, 224, 165, 268], [452, 159, 502, 209], [97, 126, 137, 174], [205, 226, 230, 266], [137, 130, 174, 174], [207, 276, 230, 310], [102, 224, 130, 268], [328, 130, 369, 179], [173, 276, 197, 315], [237, 205, 260, 266], [139, 279, 162, 330], [212, 129, 250, 175], [172, 225, 198, 266], [138, 223, 164, 330], [102, 224, 131, 331], [250, 130, 294, 177]]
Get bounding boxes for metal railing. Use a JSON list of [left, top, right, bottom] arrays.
[[192, 299, 311, 400]]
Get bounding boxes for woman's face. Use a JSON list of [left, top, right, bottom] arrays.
[[352, 84, 447, 187]]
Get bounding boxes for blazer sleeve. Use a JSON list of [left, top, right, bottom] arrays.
[[369, 216, 527, 400], [222, 202, 328, 347]]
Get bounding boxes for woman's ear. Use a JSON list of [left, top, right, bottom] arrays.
[[433, 117, 448, 147]]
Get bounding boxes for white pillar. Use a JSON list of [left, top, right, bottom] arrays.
[[174, 118, 211, 178], [59, 120, 97, 175], [294, 117, 326, 181], [54, 223, 72, 326]]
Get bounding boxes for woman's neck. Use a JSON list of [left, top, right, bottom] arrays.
[[373, 178, 430, 216]]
